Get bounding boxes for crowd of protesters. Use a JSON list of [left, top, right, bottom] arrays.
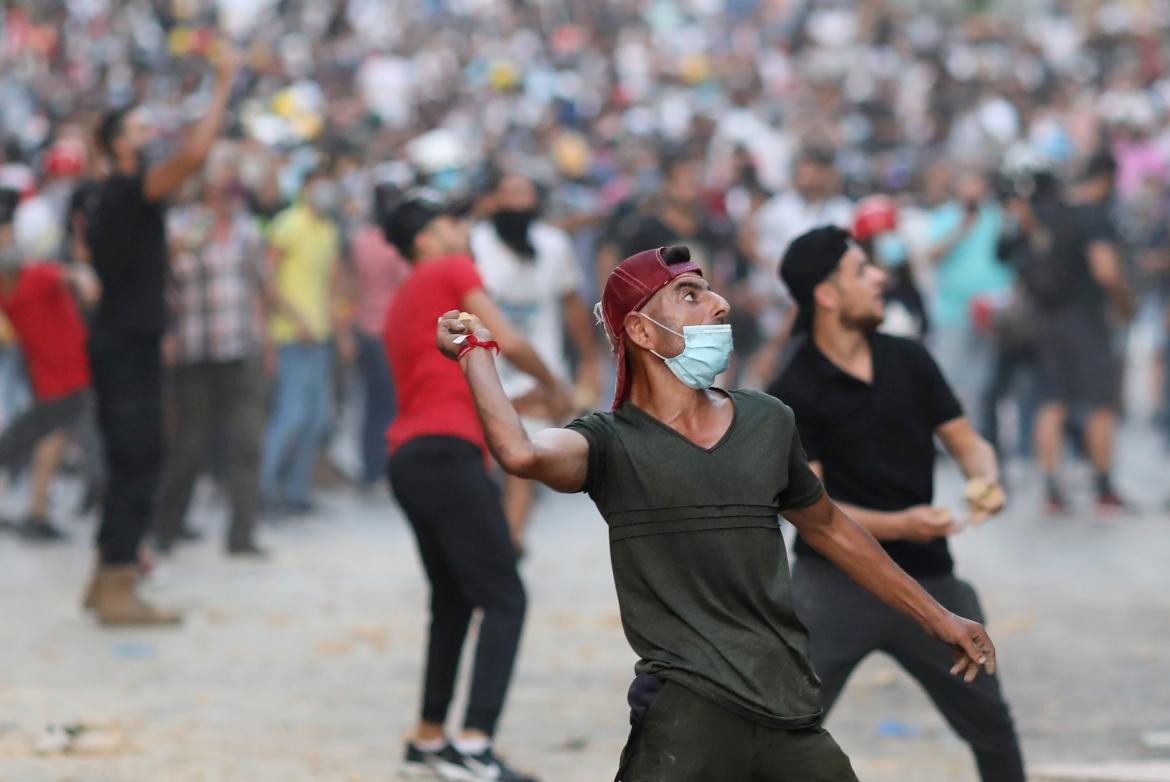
[[0, 0, 1168, 597]]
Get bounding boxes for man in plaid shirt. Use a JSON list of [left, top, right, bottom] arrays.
[[153, 162, 268, 556]]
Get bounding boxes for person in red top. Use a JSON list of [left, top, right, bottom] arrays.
[[0, 192, 102, 541], [381, 193, 569, 782], [351, 185, 410, 488]]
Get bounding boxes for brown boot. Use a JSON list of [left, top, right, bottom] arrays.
[[82, 571, 98, 611], [82, 554, 101, 611], [92, 565, 182, 626]]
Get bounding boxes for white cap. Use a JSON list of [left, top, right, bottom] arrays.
[[13, 197, 61, 261]]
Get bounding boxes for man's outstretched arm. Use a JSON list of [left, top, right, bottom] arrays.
[[436, 310, 589, 493], [786, 494, 996, 683], [143, 47, 239, 202]]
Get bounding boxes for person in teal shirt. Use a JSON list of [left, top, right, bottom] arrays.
[[926, 170, 1013, 421]]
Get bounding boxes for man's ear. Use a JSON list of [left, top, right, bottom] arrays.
[[812, 279, 837, 315], [413, 227, 433, 259], [624, 311, 655, 350]]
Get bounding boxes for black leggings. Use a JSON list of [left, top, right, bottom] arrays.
[[389, 436, 527, 736]]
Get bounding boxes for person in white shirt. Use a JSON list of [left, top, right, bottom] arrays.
[[753, 149, 854, 269], [747, 149, 854, 385], [470, 171, 602, 550]]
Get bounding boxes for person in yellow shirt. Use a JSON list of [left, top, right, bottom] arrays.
[[260, 168, 352, 514]]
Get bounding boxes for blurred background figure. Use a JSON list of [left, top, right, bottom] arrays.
[[1029, 153, 1134, 515], [259, 166, 350, 516], [351, 183, 409, 493], [980, 168, 1052, 466], [0, 192, 100, 542], [748, 148, 855, 387], [470, 169, 601, 551], [754, 149, 854, 268], [82, 49, 238, 626], [852, 194, 930, 341], [925, 169, 1012, 429], [152, 147, 268, 557], [598, 153, 734, 288]]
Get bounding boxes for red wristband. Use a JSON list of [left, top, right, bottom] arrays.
[[456, 334, 501, 361]]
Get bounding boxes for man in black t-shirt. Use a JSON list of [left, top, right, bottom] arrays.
[[81, 49, 239, 626], [769, 226, 1025, 782], [435, 244, 999, 781]]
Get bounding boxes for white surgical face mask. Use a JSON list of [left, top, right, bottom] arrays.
[[639, 313, 733, 390]]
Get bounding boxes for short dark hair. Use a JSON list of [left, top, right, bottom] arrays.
[[661, 152, 696, 181], [1082, 151, 1117, 182], [779, 225, 853, 334], [381, 195, 445, 262], [796, 147, 835, 170], [96, 106, 134, 158], [661, 244, 692, 266]]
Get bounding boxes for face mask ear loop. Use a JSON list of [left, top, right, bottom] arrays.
[[635, 312, 684, 361], [636, 311, 684, 338]]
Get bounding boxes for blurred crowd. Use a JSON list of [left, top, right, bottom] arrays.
[[1, 0, 1170, 549]]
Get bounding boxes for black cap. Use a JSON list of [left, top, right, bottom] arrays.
[[381, 187, 477, 259], [779, 225, 853, 333], [381, 192, 448, 259]]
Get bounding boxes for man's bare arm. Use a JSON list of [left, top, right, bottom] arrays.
[[462, 289, 565, 396], [937, 417, 999, 485], [65, 265, 101, 309], [438, 311, 588, 492], [935, 418, 1007, 523], [1087, 240, 1135, 320], [143, 49, 239, 202], [806, 461, 956, 543], [786, 494, 995, 682]]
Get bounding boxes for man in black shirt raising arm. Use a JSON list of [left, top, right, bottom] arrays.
[[768, 226, 1025, 781], [436, 244, 998, 781], [82, 48, 239, 625]]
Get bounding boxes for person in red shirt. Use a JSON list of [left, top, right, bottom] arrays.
[[351, 185, 410, 488], [0, 192, 102, 541], [381, 193, 569, 782]]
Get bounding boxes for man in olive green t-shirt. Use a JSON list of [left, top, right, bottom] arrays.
[[435, 245, 999, 782]]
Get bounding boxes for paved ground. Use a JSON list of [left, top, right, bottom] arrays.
[[1, 423, 1168, 782]]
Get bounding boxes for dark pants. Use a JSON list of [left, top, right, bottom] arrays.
[[0, 388, 102, 488], [90, 334, 164, 566], [980, 347, 1039, 460], [388, 436, 527, 736], [356, 329, 395, 486], [792, 558, 1026, 782], [617, 680, 858, 782], [154, 360, 265, 549]]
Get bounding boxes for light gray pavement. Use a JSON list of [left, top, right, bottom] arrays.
[[1, 423, 1168, 782]]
